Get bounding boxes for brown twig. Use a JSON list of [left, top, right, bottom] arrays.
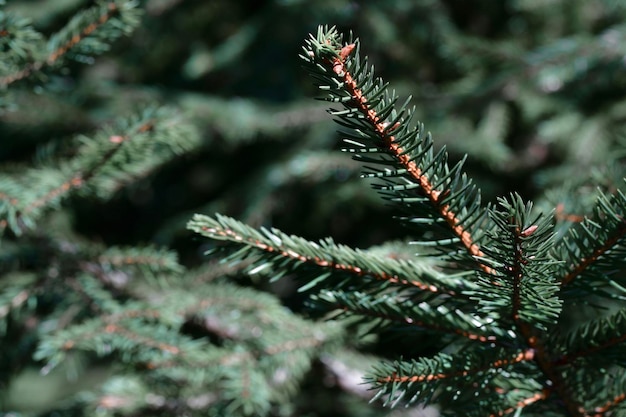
[[325, 44, 493, 276]]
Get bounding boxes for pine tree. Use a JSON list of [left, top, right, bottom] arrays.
[[5, 1, 626, 416], [189, 26, 626, 417]]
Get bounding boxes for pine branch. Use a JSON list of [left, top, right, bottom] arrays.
[[188, 28, 621, 416], [554, 309, 626, 367], [314, 289, 509, 344], [183, 24, 626, 417], [34, 278, 342, 416], [0, 106, 200, 236], [367, 348, 538, 411], [470, 194, 561, 331], [555, 188, 626, 297], [300, 26, 492, 275], [0, 0, 141, 88], [188, 213, 460, 296]]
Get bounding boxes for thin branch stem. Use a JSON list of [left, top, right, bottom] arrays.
[[377, 349, 534, 384], [511, 223, 585, 417], [325, 45, 493, 276], [0, 2, 123, 87], [199, 224, 451, 295]]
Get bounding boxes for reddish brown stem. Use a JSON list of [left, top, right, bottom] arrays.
[[327, 46, 493, 276], [0, 2, 121, 87], [378, 349, 534, 384], [201, 225, 450, 295]]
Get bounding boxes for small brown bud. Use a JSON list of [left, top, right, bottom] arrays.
[[520, 225, 538, 237]]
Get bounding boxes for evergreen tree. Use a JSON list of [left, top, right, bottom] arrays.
[[3, 1, 626, 417], [190, 25, 626, 417]]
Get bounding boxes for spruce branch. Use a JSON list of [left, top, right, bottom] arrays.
[[0, 106, 200, 236], [470, 194, 561, 331], [315, 289, 511, 344], [184, 25, 626, 417], [300, 28, 583, 415], [4, 2, 626, 415], [300, 26, 491, 275], [555, 188, 626, 297], [34, 277, 342, 416], [0, 10, 44, 76], [98, 246, 184, 277], [367, 348, 539, 410], [188, 213, 460, 296], [554, 309, 626, 367], [0, 272, 34, 335], [0, 0, 141, 88]]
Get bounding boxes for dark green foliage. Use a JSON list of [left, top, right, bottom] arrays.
[[191, 24, 626, 417], [300, 26, 488, 267], [188, 213, 455, 296], [471, 195, 561, 331], [4, 1, 626, 417], [1, 2, 347, 416]]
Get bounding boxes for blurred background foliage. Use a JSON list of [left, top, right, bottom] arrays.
[[3, 0, 626, 415], [5, 0, 626, 249]]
